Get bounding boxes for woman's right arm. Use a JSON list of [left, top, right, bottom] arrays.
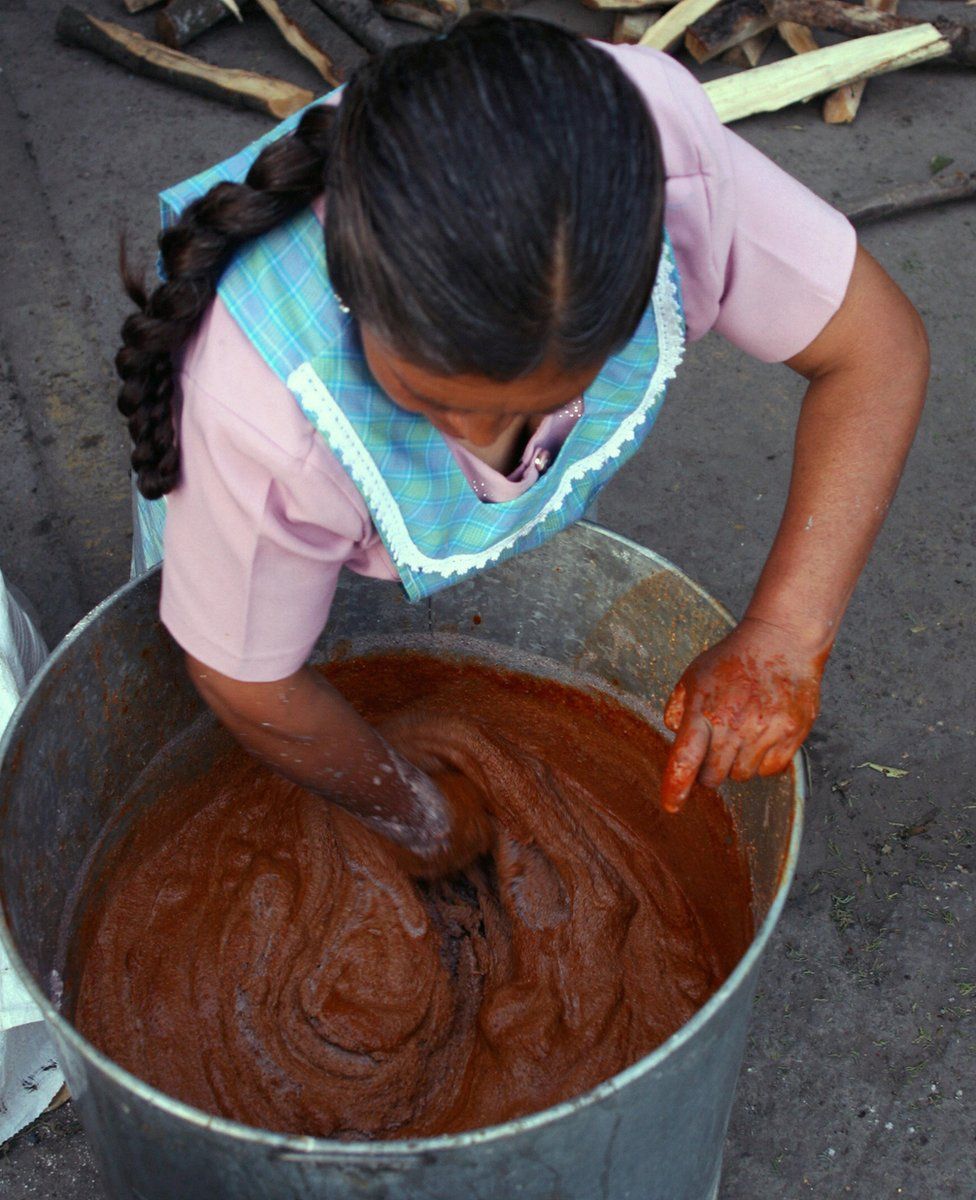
[[186, 654, 488, 874]]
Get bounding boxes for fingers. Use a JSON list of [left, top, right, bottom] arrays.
[[758, 741, 799, 777], [663, 681, 686, 733], [661, 715, 711, 814], [698, 731, 740, 789]]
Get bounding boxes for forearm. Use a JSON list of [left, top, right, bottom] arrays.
[[745, 253, 929, 651], [187, 656, 451, 854], [661, 246, 929, 808]]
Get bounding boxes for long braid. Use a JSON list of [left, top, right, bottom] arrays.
[[116, 105, 335, 499]]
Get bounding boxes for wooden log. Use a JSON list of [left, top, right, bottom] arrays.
[[777, 18, 818, 52], [123, 0, 164, 12], [764, 0, 976, 66], [823, 0, 897, 123], [376, 0, 447, 29], [582, 0, 677, 9], [842, 169, 976, 224], [685, 0, 773, 62], [721, 27, 773, 63], [702, 23, 951, 123], [253, 0, 368, 82], [56, 5, 315, 118], [155, 0, 240, 47], [309, 0, 410, 50], [613, 10, 660, 42], [639, 0, 725, 50]]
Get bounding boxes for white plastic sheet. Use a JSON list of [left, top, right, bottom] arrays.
[[0, 570, 64, 1143]]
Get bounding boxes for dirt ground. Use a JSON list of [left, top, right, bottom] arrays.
[[0, 0, 973, 1196]]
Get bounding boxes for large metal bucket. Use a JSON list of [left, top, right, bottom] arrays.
[[0, 523, 803, 1200]]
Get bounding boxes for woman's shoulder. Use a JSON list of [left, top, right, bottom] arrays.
[[178, 296, 372, 524], [180, 297, 315, 461], [596, 42, 730, 181]]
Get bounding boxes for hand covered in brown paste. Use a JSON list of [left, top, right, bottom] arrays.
[[381, 714, 493, 879], [661, 617, 825, 812]]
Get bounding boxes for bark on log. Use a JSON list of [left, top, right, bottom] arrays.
[[155, 0, 240, 47], [309, 0, 410, 50], [777, 18, 818, 52], [703, 23, 950, 122], [842, 169, 976, 224], [613, 10, 660, 41], [686, 0, 773, 62], [56, 5, 315, 117], [823, 0, 897, 122], [467, 0, 530, 12], [764, 0, 976, 66], [253, 0, 368, 83], [639, 0, 725, 50]]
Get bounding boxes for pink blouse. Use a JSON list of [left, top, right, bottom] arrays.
[[160, 45, 857, 681]]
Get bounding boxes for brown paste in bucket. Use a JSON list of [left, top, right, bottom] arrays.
[[71, 651, 754, 1138]]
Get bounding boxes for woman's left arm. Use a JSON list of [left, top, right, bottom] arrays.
[[661, 244, 930, 811]]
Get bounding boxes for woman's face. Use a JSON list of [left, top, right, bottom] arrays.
[[361, 327, 603, 447]]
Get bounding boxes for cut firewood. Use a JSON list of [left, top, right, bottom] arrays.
[[582, 0, 678, 9], [253, 0, 368, 83], [123, 0, 164, 12], [764, 0, 976, 66], [777, 19, 818, 52], [842, 169, 976, 224], [721, 27, 773, 63], [639, 0, 725, 50], [686, 0, 773, 63], [613, 11, 660, 42], [309, 0, 410, 50], [155, 0, 241, 47], [823, 0, 897, 121], [376, 0, 447, 28], [703, 23, 951, 123], [56, 6, 315, 117]]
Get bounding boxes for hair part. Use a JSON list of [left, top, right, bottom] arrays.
[[117, 15, 664, 499]]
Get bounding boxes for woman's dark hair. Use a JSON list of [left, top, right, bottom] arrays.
[[117, 14, 665, 499]]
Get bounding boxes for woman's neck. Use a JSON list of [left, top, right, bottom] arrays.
[[455, 414, 542, 475]]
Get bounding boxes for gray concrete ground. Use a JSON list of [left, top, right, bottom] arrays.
[[0, 0, 974, 1196]]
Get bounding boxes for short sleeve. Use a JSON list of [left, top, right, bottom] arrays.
[[601, 44, 858, 363], [160, 300, 378, 682]]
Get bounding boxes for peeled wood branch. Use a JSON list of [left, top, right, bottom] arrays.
[[613, 10, 660, 41], [842, 169, 976, 224], [639, 0, 725, 50], [722, 27, 773, 63], [823, 0, 897, 123], [686, 0, 773, 62], [703, 23, 950, 122], [56, 6, 314, 117], [777, 19, 818, 53], [764, 0, 976, 65], [253, 0, 367, 84]]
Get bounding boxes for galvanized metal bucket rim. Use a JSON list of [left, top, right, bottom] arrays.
[[0, 528, 805, 1158]]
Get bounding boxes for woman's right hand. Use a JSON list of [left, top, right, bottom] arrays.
[[185, 654, 490, 878]]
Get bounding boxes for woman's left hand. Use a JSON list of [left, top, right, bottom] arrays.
[[660, 618, 827, 812]]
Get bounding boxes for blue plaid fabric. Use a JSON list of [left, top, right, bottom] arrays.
[[139, 104, 687, 598]]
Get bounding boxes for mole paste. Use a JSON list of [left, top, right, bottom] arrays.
[[71, 652, 754, 1138]]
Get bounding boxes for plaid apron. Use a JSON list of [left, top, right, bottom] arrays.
[[135, 96, 687, 598]]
